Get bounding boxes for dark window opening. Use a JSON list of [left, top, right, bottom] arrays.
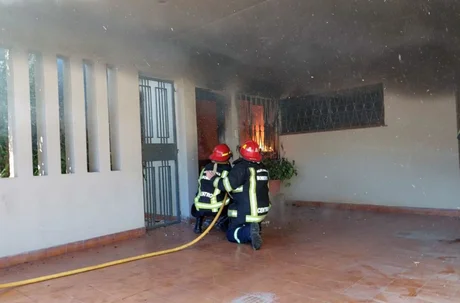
[[280, 83, 385, 135]]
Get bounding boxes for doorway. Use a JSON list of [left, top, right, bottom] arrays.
[[195, 88, 226, 170], [139, 76, 180, 229]]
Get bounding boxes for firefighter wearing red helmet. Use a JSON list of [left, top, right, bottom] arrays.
[[192, 144, 233, 234], [206, 140, 270, 250]]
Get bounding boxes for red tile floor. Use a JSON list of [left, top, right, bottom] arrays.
[[1, 199, 460, 302]]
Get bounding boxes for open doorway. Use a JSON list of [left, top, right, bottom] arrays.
[[195, 88, 227, 170]]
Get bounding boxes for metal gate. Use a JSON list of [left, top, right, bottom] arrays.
[[239, 94, 279, 157], [139, 77, 180, 229]]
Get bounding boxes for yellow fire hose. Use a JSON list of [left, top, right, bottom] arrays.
[[0, 199, 226, 290]]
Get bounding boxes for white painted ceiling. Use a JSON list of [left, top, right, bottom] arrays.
[[0, 0, 459, 94]]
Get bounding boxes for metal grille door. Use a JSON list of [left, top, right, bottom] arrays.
[[139, 77, 180, 229]]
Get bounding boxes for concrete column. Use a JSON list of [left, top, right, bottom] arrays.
[[107, 66, 121, 171], [115, 67, 142, 173], [83, 62, 100, 172], [175, 77, 198, 218], [93, 63, 111, 173], [224, 90, 240, 154], [68, 57, 87, 173], [41, 54, 61, 176], [8, 49, 32, 177]]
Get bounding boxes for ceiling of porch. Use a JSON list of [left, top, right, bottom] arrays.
[[0, 0, 459, 95]]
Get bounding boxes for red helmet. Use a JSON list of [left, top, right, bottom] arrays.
[[239, 140, 262, 162], [209, 144, 232, 162]]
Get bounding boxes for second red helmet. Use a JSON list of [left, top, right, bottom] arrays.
[[209, 144, 232, 162], [239, 140, 262, 162]]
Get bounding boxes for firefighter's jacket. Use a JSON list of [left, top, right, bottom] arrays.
[[211, 158, 271, 228], [194, 162, 231, 212]]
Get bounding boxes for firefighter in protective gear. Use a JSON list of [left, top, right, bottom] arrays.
[[192, 144, 232, 234], [206, 140, 270, 250]]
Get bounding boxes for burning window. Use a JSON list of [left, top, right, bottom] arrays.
[[239, 95, 279, 155]]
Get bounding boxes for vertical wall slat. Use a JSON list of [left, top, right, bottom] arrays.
[[41, 55, 60, 175], [116, 68, 141, 172], [68, 58, 87, 173], [83, 62, 99, 172], [94, 63, 110, 172], [9, 49, 32, 177], [107, 67, 121, 171]]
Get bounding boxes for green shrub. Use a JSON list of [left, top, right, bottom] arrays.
[[262, 156, 298, 186]]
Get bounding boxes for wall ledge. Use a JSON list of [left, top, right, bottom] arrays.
[[0, 227, 146, 270], [291, 201, 460, 217]]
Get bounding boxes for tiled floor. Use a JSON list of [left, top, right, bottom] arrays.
[[1, 199, 460, 302]]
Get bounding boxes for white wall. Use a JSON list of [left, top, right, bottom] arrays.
[[0, 50, 146, 258], [281, 88, 460, 210], [175, 78, 199, 218], [0, 23, 200, 259]]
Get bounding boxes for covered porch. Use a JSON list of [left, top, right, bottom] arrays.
[[1, 0, 460, 302]]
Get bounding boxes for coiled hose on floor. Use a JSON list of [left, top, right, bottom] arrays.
[[0, 198, 226, 290]]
